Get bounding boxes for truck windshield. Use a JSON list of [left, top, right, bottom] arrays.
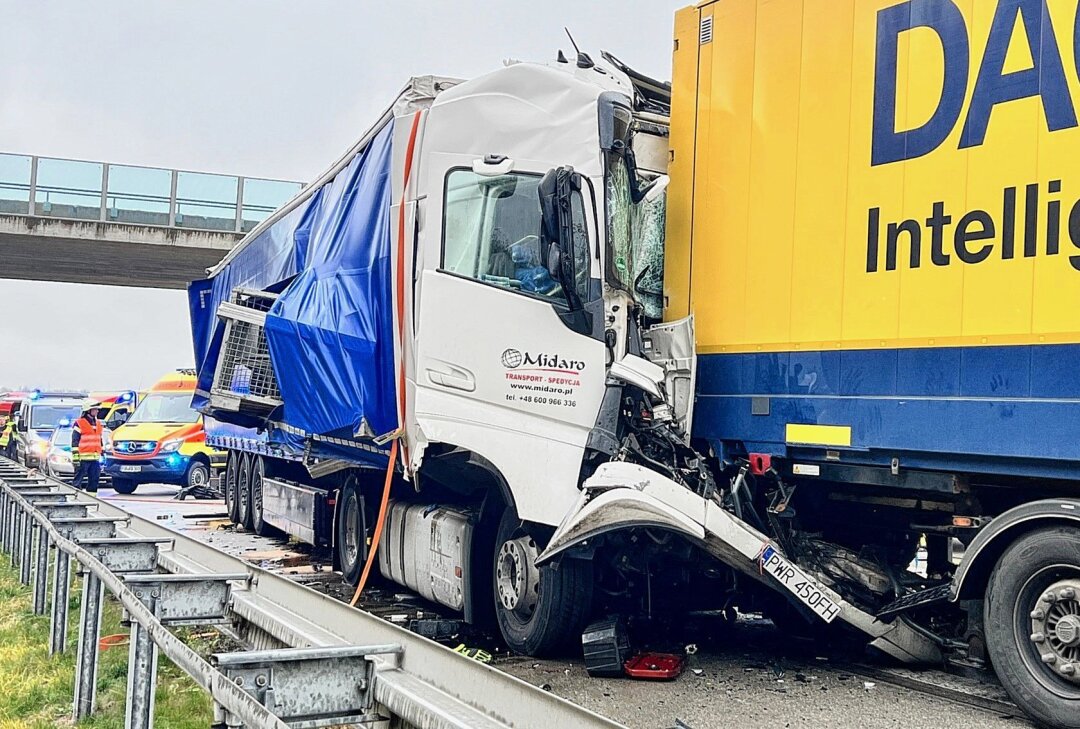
[[30, 406, 80, 429], [127, 392, 199, 424], [605, 154, 666, 321]]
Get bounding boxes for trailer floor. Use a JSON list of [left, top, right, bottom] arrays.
[[106, 483, 1032, 729]]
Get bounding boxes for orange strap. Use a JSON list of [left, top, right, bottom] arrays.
[[350, 110, 423, 607]]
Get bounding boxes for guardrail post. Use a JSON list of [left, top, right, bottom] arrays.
[[73, 571, 105, 719], [100, 164, 110, 223], [125, 612, 157, 729], [50, 549, 71, 654], [33, 525, 50, 614], [19, 514, 33, 585], [1, 491, 11, 553], [11, 505, 21, 568], [234, 177, 244, 232], [168, 170, 178, 227], [28, 156, 38, 215]]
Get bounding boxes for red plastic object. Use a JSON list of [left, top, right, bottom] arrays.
[[749, 453, 772, 475], [623, 652, 685, 680]]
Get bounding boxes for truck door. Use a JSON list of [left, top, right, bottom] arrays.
[[412, 160, 607, 525]]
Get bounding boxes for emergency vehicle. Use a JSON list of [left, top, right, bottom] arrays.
[[103, 370, 225, 494]]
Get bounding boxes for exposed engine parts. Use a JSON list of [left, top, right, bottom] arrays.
[[613, 387, 716, 500]]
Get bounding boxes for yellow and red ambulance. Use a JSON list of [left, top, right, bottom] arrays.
[[103, 370, 225, 494]]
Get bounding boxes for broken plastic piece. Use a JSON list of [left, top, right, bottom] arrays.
[[624, 652, 684, 680], [582, 616, 633, 678], [453, 643, 493, 663]]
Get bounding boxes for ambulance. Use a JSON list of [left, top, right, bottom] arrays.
[[103, 370, 225, 494]]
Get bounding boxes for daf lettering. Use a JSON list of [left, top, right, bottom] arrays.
[[872, 0, 1079, 166]]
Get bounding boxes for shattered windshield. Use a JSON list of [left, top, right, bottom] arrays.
[[606, 154, 666, 320]]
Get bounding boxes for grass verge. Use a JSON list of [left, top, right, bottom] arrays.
[[0, 552, 212, 728]]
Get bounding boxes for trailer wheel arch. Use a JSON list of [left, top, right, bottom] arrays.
[[953, 500, 1080, 601]]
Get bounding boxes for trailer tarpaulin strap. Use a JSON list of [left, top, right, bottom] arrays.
[[352, 110, 423, 607]]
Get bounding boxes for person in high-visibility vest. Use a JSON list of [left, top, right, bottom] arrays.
[[0, 416, 13, 454], [71, 401, 104, 493]]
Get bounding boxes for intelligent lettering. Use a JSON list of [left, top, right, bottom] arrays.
[[866, 180, 1080, 273]]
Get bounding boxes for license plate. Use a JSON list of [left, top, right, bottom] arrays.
[[760, 545, 842, 623], [119, 465, 141, 473]]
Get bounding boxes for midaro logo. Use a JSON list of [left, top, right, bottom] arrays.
[[867, 0, 1080, 274], [500, 348, 585, 372]]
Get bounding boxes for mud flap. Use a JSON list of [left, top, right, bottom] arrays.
[[539, 462, 941, 664]]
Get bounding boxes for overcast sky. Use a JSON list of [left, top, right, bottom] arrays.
[[0, 0, 684, 391]]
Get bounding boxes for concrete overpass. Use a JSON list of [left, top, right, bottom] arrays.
[[0, 153, 302, 289]]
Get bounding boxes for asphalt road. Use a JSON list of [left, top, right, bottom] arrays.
[[105, 482, 1032, 729]]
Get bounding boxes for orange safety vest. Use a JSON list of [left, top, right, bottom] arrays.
[[74, 416, 104, 460]]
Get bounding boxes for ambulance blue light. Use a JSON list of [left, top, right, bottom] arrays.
[[29, 390, 41, 400], [118, 391, 134, 403], [166, 454, 180, 467], [58, 418, 70, 427]]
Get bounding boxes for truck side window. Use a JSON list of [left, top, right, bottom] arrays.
[[443, 169, 573, 303]]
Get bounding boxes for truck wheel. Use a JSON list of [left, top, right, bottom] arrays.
[[224, 451, 239, 524], [335, 476, 366, 585], [237, 453, 253, 530], [985, 526, 1080, 729], [493, 507, 593, 657], [111, 477, 138, 495], [250, 456, 280, 537]]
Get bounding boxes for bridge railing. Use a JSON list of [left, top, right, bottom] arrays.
[[0, 153, 302, 234]]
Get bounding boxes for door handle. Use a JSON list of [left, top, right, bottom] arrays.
[[426, 365, 476, 392]]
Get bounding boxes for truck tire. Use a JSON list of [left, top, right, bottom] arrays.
[[985, 526, 1080, 729], [493, 507, 594, 657], [250, 456, 280, 538], [111, 477, 138, 495], [335, 476, 366, 585], [224, 451, 239, 524], [237, 453, 254, 530]]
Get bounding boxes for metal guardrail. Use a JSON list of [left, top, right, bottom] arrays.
[[0, 457, 622, 729], [0, 152, 303, 234]]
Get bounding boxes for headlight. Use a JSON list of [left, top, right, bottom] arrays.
[[160, 439, 183, 453], [33, 441, 49, 453]]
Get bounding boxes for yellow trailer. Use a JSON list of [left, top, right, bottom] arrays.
[[668, 0, 1080, 477]]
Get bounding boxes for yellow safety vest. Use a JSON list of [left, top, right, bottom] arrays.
[[0, 421, 12, 448]]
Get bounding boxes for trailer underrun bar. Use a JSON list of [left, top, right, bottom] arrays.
[[0, 457, 622, 729]]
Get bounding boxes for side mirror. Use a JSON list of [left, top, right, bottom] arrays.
[[16, 417, 27, 432], [106, 413, 127, 430], [538, 166, 585, 311]]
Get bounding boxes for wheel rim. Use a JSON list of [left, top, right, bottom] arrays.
[[225, 455, 237, 512], [238, 460, 250, 521], [191, 466, 208, 489], [1028, 576, 1080, 687], [496, 534, 540, 620], [252, 466, 262, 521], [1014, 564, 1080, 697], [343, 495, 360, 569]]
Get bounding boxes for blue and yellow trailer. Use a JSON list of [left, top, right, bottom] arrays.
[[658, 4, 1080, 724], [668, 0, 1080, 482]]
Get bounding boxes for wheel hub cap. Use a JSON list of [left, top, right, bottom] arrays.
[[496, 535, 539, 618], [1030, 578, 1080, 684]]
